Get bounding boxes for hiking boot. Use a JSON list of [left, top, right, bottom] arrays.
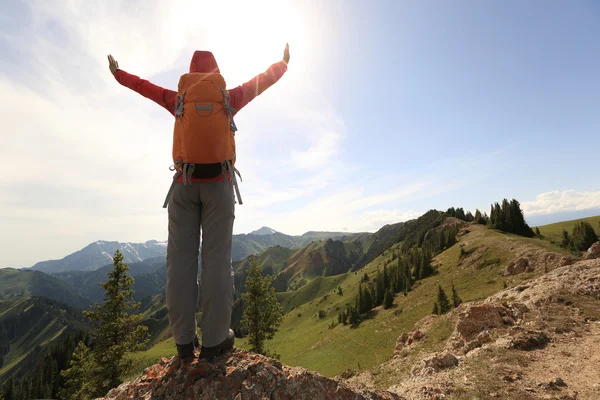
[[199, 329, 234, 361], [177, 333, 201, 363]]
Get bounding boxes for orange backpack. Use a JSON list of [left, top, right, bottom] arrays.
[[172, 73, 237, 167], [162, 73, 242, 208]]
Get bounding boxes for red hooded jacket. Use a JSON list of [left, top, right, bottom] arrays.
[[114, 51, 288, 182]]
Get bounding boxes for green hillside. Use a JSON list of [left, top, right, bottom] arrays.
[[0, 269, 91, 309], [129, 211, 574, 380], [0, 297, 88, 381], [536, 215, 600, 243], [233, 223, 570, 377]]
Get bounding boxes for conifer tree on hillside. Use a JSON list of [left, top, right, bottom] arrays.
[[561, 229, 572, 249], [571, 221, 599, 251], [383, 289, 393, 309], [432, 302, 439, 315], [535, 227, 542, 237], [242, 255, 284, 355], [60, 250, 148, 399], [451, 282, 462, 308], [465, 211, 474, 222], [436, 285, 452, 314], [488, 198, 534, 237]]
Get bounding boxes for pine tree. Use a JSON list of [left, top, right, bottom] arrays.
[[436, 285, 452, 314], [535, 227, 541, 237], [242, 255, 284, 355], [571, 221, 599, 251], [337, 286, 343, 296], [561, 229, 571, 248], [451, 282, 462, 308], [376, 268, 385, 306], [357, 283, 364, 312], [86, 250, 148, 392], [59, 342, 98, 400], [349, 307, 360, 325], [61, 250, 148, 398], [432, 302, 439, 315], [421, 251, 433, 278], [362, 286, 374, 313], [383, 289, 393, 309]]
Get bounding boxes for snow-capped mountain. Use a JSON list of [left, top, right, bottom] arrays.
[[30, 240, 168, 274]]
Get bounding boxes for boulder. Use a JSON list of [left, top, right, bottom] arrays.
[[586, 242, 600, 260]]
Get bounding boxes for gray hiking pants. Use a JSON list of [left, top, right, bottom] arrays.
[[166, 180, 235, 348]]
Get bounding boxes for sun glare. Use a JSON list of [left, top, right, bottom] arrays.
[[172, 0, 305, 84]]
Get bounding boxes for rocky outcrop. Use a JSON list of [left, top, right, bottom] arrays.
[[504, 257, 534, 275], [385, 258, 600, 399], [587, 241, 600, 260], [97, 350, 403, 400]]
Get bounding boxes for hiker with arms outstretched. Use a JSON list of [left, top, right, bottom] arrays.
[[108, 44, 290, 361]]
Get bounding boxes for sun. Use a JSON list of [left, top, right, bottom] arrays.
[[172, 0, 305, 85]]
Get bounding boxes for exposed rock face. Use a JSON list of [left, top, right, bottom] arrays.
[[447, 304, 515, 353], [587, 241, 600, 260], [97, 350, 403, 400], [504, 257, 534, 275]]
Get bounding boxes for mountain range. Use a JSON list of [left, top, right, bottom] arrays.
[[28, 227, 351, 274]]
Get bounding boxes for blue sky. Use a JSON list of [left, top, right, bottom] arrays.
[[1, 0, 599, 267]]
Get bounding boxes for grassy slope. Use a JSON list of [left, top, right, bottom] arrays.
[[536, 215, 600, 243], [130, 223, 571, 379], [0, 297, 87, 379], [0, 268, 91, 309]]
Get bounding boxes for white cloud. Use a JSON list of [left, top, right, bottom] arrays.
[[522, 190, 600, 216]]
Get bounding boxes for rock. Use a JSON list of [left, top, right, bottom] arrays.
[[509, 330, 550, 350], [504, 258, 534, 275], [97, 350, 403, 400], [551, 377, 567, 387], [560, 256, 576, 266], [586, 242, 600, 260], [394, 330, 425, 355], [411, 352, 458, 376], [455, 304, 514, 343]]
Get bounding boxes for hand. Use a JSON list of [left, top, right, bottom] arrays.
[[107, 54, 120, 75], [283, 43, 290, 64]]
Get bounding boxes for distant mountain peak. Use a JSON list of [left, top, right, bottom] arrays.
[[250, 227, 279, 236]]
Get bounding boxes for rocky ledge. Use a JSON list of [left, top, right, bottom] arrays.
[[97, 349, 403, 400]]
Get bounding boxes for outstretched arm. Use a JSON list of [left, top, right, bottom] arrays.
[[228, 43, 290, 113], [108, 55, 178, 116]]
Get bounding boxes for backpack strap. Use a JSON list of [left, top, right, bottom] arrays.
[[220, 88, 238, 133], [162, 170, 183, 208], [175, 91, 186, 117], [222, 160, 243, 205]]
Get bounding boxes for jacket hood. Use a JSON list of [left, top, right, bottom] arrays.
[[189, 51, 220, 73]]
